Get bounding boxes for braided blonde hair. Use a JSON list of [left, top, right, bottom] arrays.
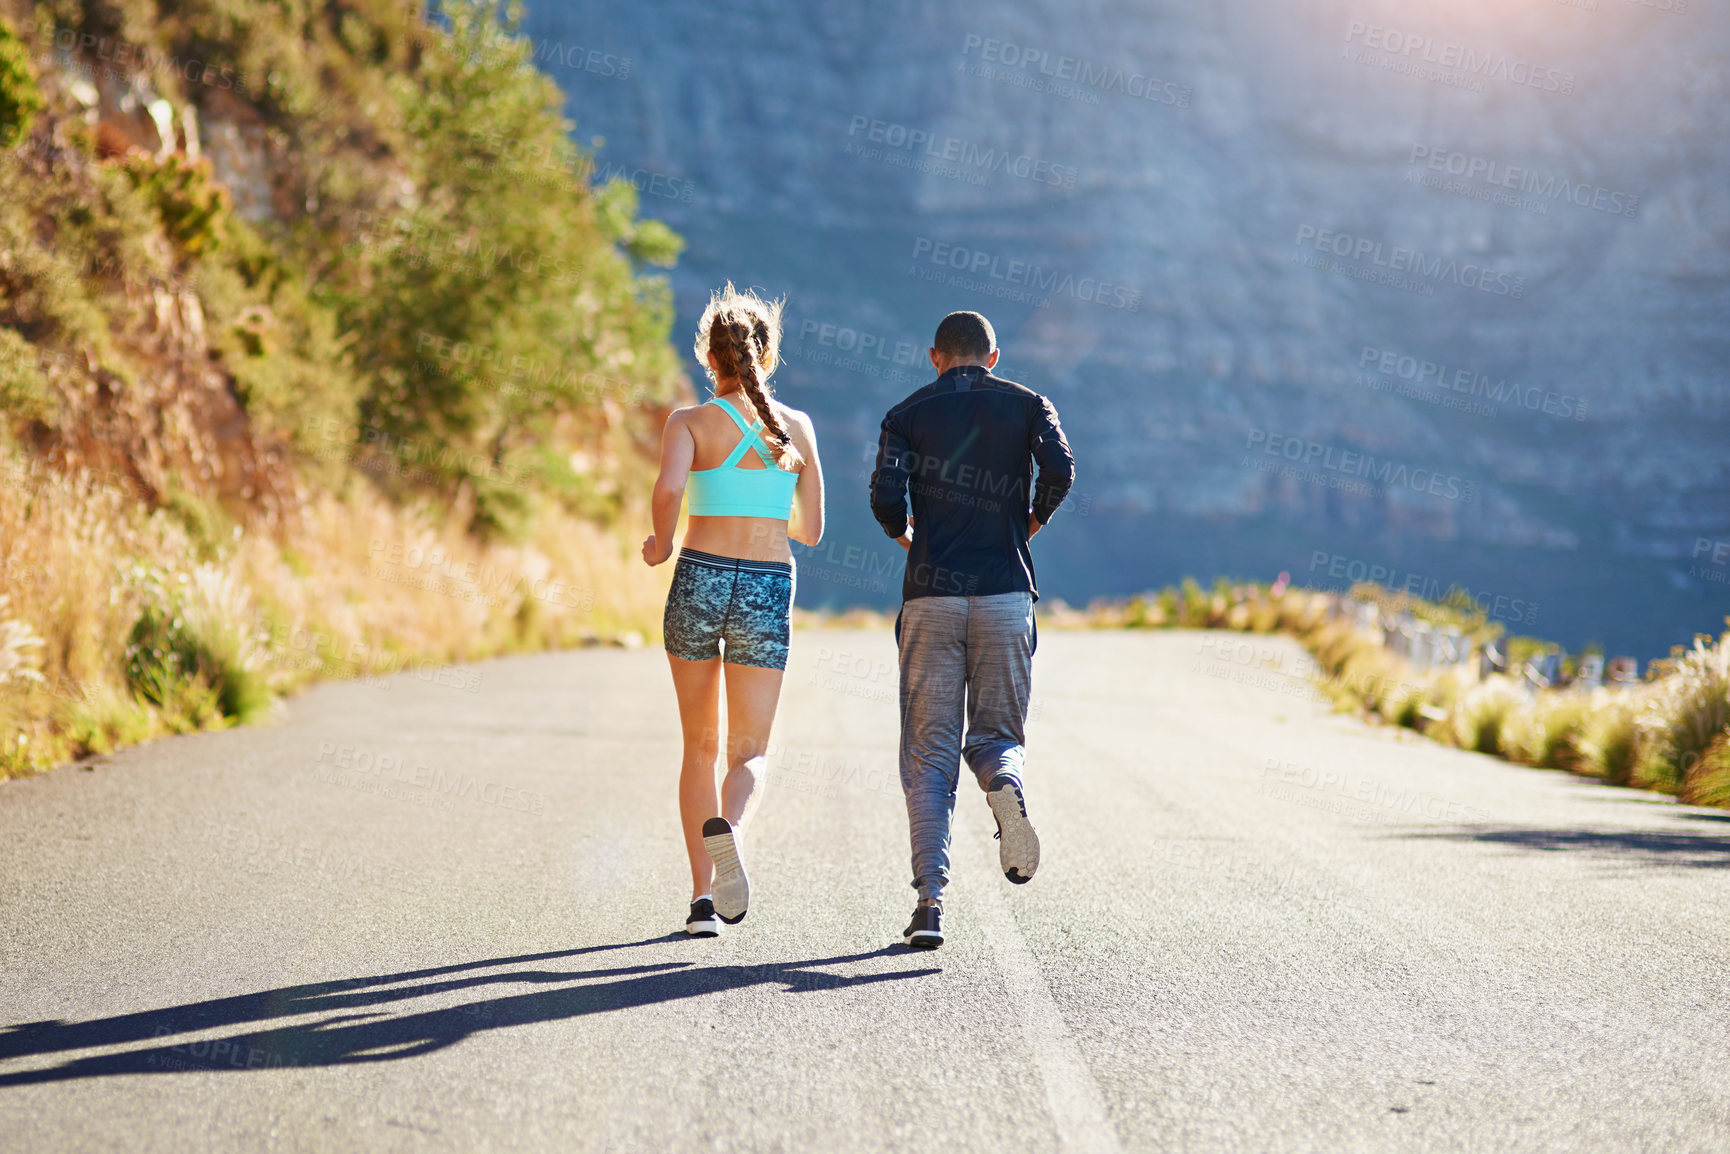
[[694, 283, 801, 468]]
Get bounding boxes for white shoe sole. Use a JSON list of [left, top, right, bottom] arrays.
[[686, 917, 719, 937], [904, 929, 943, 949], [988, 784, 1040, 884], [702, 819, 750, 924]]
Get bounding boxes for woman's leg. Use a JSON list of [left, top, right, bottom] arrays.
[[668, 653, 724, 900], [719, 663, 786, 833]]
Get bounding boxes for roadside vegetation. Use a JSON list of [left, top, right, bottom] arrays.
[[0, 0, 686, 776], [1072, 580, 1730, 809]]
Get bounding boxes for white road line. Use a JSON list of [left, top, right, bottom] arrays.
[[962, 820, 1122, 1154]]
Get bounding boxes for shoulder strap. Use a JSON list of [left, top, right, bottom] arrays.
[[709, 395, 778, 468]]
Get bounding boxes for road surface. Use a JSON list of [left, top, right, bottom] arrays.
[[3, 629, 1728, 1152]]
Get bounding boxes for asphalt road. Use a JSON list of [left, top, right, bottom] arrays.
[[3, 628, 1729, 1153]]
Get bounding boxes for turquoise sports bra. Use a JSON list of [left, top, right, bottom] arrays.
[[686, 395, 799, 519]]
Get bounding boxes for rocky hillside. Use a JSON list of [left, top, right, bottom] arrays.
[[0, 0, 688, 775], [522, 0, 1730, 656]]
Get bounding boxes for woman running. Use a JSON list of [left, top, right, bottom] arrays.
[[642, 284, 825, 937]]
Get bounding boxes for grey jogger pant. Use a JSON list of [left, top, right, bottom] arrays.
[[896, 592, 1035, 903]]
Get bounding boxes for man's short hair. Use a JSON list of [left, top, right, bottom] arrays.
[[933, 311, 995, 360]]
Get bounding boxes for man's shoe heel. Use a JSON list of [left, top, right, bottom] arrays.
[[987, 778, 1040, 884], [903, 905, 943, 949]]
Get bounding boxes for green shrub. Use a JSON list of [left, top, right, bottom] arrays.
[[1446, 676, 1525, 756], [201, 254, 362, 454], [1633, 634, 1730, 793], [160, 488, 233, 562], [1679, 733, 1730, 807], [1381, 680, 1425, 729], [468, 474, 534, 543], [125, 565, 273, 727], [1505, 692, 1593, 770], [1177, 578, 1209, 628], [1422, 667, 1474, 717], [0, 159, 114, 350], [0, 17, 43, 147], [120, 152, 230, 256], [0, 325, 50, 422], [1577, 690, 1643, 785], [125, 599, 221, 726], [64, 684, 161, 757], [340, 0, 683, 503]]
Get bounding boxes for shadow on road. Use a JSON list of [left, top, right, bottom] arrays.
[[1401, 816, 1730, 869], [0, 938, 938, 1086]]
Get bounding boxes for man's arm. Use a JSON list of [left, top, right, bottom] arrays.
[[870, 410, 912, 542], [1028, 395, 1074, 535], [786, 409, 825, 547]]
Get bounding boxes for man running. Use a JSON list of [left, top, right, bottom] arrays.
[[869, 310, 1075, 949]]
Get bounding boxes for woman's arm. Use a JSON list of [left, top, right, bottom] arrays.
[[643, 409, 696, 566], [787, 409, 825, 547]]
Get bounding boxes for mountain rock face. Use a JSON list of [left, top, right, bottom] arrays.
[[524, 0, 1730, 655]]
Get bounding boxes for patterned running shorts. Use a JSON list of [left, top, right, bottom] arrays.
[[662, 548, 795, 669]]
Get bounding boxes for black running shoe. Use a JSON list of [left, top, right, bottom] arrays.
[[903, 904, 943, 949], [702, 816, 749, 924], [686, 898, 720, 937], [987, 774, 1041, 885]]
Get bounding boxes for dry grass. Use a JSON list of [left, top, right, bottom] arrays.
[[1633, 634, 1730, 793], [1504, 692, 1594, 770], [1074, 580, 1730, 808], [1442, 676, 1527, 756], [1680, 733, 1730, 807], [0, 452, 670, 778], [1576, 689, 1647, 785]]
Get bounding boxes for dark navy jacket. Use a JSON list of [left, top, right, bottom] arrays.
[[870, 364, 1075, 602]]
